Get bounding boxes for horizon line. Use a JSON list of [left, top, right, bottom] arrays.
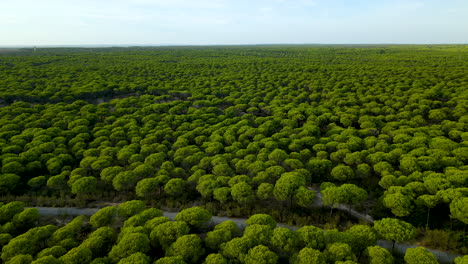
[[1, 43, 468, 48]]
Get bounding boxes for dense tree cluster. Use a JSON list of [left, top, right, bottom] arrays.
[[2, 203, 452, 264], [0, 45, 467, 260]]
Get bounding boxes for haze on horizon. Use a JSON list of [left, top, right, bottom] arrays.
[[1, 0, 467, 46]]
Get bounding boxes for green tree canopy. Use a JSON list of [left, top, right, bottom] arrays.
[[166, 234, 204, 264], [204, 253, 228, 264], [174, 207, 212, 229], [108, 233, 150, 261], [117, 252, 150, 264], [231, 182, 255, 204], [60, 247, 93, 264], [296, 225, 325, 250], [293, 247, 326, 264], [365, 246, 393, 264], [150, 221, 190, 249], [270, 227, 300, 254], [118, 200, 146, 218], [326, 242, 357, 263], [404, 247, 438, 264], [374, 218, 416, 249], [246, 214, 277, 229], [450, 197, 468, 225], [90, 206, 117, 228], [273, 172, 306, 203], [243, 245, 278, 264]]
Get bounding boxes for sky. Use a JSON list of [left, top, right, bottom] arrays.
[[1, 0, 467, 46]]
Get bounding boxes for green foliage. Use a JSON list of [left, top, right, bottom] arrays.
[[273, 172, 306, 202], [293, 248, 326, 264], [174, 207, 211, 228], [205, 229, 233, 250], [5, 254, 33, 264], [213, 187, 231, 203], [49, 216, 85, 246], [0, 202, 24, 224], [12, 208, 39, 232], [326, 242, 357, 263], [117, 226, 146, 243], [270, 227, 300, 254], [32, 256, 62, 264], [164, 178, 186, 198], [221, 237, 254, 260], [231, 182, 255, 204], [404, 247, 438, 264], [383, 192, 413, 217], [71, 177, 97, 195], [60, 247, 92, 264], [108, 233, 150, 261], [118, 200, 146, 218], [143, 216, 170, 231], [324, 229, 354, 246], [331, 165, 355, 181], [154, 257, 186, 264], [204, 254, 228, 264], [166, 234, 204, 263], [2, 237, 34, 262], [58, 239, 79, 251], [117, 252, 150, 264], [150, 221, 190, 249], [246, 214, 277, 229], [37, 246, 67, 259], [256, 183, 274, 200], [90, 206, 117, 228], [214, 220, 241, 236], [27, 176, 47, 189], [135, 178, 160, 198], [244, 224, 274, 245], [123, 208, 163, 228], [296, 225, 325, 250], [344, 225, 377, 253], [101, 167, 124, 183], [454, 256, 468, 264], [80, 227, 116, 257], [374, 218, 416, 243], [0, 233, 13, 248], [365, 246, 393, 264], [322, 184, 367, 208], [113, 171, 138, 191], [294, 186, 316, 207], [243, 245, 278, 264], [450, 197, 468, 224]]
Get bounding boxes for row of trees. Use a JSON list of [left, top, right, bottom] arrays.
[[1, 93, 466, 229], [3, 201, 462, 264]]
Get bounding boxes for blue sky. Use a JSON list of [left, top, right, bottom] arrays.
[[1, 0, 467, 45]]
